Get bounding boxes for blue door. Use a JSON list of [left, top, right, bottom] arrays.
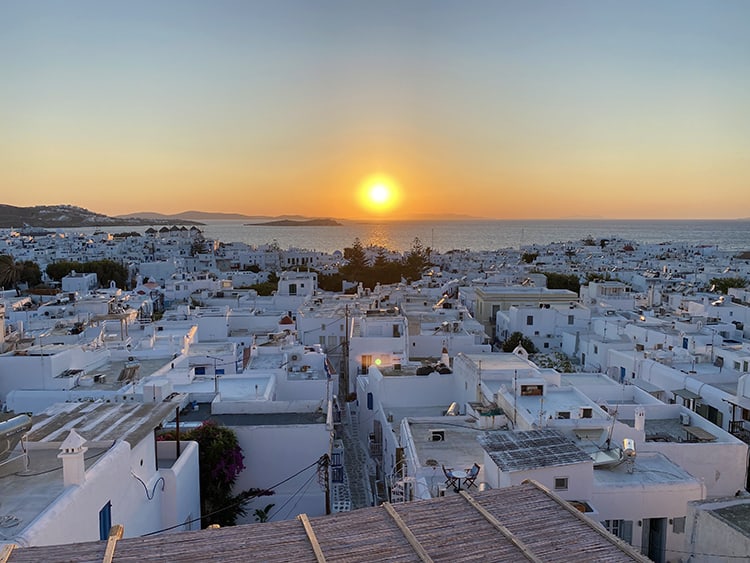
[[99, 501, 112, 540]]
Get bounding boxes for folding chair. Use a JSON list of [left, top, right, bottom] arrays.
[[463, 463, 480, 489], [442, 464, 458, 490]]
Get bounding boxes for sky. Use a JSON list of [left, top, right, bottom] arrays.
[[1, 1, 749, 220]]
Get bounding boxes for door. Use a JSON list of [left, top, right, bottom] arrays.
[[641, 518, 666, 563]]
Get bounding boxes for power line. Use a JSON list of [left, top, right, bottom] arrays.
[[141, 456, 324, 536], [270, 469, 318, 522]]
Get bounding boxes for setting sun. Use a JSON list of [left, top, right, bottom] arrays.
[[358, 174, 401, 216]]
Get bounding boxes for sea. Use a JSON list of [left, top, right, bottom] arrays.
[[73, 219, 750, 254]]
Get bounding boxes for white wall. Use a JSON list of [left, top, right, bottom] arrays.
[[231, 423, 330, 524], [686, 497, 750, 562], [17, 437, 200, 546]]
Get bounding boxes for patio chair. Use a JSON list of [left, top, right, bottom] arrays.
[[442, 464, 458, 490], [463, 463, 480, 489]]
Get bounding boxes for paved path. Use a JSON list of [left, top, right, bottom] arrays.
[[337, 403, 372, 509]]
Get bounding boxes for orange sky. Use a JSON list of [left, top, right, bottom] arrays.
[[2, 2, 749, 220]]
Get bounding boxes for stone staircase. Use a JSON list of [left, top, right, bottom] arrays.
[[338, 401, 373, 509]]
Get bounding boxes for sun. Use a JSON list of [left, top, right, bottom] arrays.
[[358, 174, 401, 215]]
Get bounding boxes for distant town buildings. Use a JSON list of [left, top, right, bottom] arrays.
[[2, 226, 750, 560]]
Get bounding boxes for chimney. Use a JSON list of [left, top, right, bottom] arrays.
[[634, 407, 646, 432], [440, 347, 450, 367], [58, 429, 88, 487]]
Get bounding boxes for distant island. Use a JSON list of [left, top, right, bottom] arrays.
[[246, 218, 342, 227], [0, 204, 202, 229]]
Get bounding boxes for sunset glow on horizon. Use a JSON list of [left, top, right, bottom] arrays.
[[2, 1, 749, 221]]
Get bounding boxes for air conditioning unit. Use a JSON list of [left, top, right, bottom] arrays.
[[428, 429, 445, 442], [680, 413, 691, 426]]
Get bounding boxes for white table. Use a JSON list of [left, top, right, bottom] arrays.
[[451, 469, 468, 490]]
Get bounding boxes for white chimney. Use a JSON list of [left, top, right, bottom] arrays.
[[58, 429, 88, 487], [634, 407, 646, 432], [440, 347, 450, 367]]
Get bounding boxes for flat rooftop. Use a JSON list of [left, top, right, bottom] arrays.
[[407, 419, 485, 472], [0, 447, 109, 543], [177, 403, 325, 427], [712, 502, 750, 536], [166, 376, 273, 400], [621, 418, 724, 444], [86, 358, 171, 388], [593, 452, 699, 487]]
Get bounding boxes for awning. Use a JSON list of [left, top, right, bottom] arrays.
[[684, 425, 717, 442], [672, 388, 702, 400], [724, 394, 750, 411]]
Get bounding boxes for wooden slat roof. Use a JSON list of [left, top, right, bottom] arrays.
[[4, 481, 649, 563]]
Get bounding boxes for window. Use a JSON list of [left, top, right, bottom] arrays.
[[215, 368, 225, 375], [526, 315, 534, 326], [99, 501, 112, 541], [195, 366, 206, 375], [568, 315, 574, 325], [543, 342, 549, 349], [594, 345, 598, 354], [520, 384, 543, 396], [672, 516, 686, 534], [367, 392, 373, 410], [289, 283, 297, 295], [554, 477, 568, 491], [603, 520, 633, 543], [735, 361, 741, 371]]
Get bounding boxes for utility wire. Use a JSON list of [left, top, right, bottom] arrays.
[[141, 456, 324, 536], [269, 469, 317, 522]]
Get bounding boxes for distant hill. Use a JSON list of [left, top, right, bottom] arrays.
[[0, 204, 201, 228], [247, 218, 342, 227]]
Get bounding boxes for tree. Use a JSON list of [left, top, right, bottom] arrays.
[[46, 259, 129, 289], [521, 252, 538, 264], [19, 260, 42, 287], [402, 237, 431, 282], [710, 276, 748, 294], [500, 331, 538, 354], [166, 421, 273, 528], [254, 503, 275, 523], [249, 271, 279, 296], [543, 272, 581, 294], [46, 260, 84, 282], [341, 238, 369, 279], [532, 351, 575, 372], [0, 255, 23, 295]]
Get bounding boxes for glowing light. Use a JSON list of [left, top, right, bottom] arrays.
[[358, 174, 401, 215], [375, 358, 382, 366]]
